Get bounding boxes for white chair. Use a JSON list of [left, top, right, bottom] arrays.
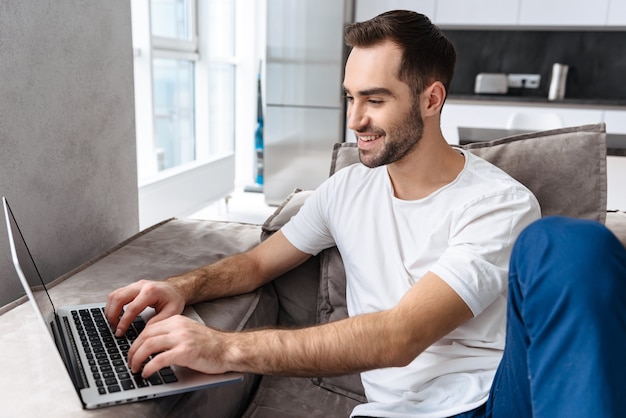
[[506, 112, 564, 131]]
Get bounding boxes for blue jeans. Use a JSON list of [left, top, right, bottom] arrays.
[[455, 216, 626, 418]]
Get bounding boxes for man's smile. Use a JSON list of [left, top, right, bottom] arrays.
[[358, 135, 382, 142]]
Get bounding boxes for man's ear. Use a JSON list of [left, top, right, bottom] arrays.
[[421, 81, 446, 117]]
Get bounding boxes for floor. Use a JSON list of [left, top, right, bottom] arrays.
[[188, 188, 277, 225]]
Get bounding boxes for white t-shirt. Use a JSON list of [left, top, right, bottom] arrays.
[[281, 150, 541, 417]]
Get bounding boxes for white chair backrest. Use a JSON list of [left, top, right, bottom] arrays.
[[506, 112, 564, 131]]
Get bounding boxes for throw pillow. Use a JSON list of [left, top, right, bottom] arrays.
[[261, 189, 319, 327]]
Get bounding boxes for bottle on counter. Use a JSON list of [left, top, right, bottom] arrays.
[[548, 63, 569, 101]]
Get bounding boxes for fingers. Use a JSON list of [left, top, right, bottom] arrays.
[[107, 280, 215, 377], [114, 292, 157, 337], [106, 280, 184, 337], [105, 282, 148, 336], [128, 330, 169, 377], [136, 347, 179, 379], [128, 316, 187, 377], [105, 284, 138, 330], [127, 316, 224, 378]]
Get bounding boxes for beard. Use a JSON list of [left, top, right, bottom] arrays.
[[356, 102, 424, 168]]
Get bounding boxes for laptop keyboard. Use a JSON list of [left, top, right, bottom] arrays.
[[71, 307, 178, 395]]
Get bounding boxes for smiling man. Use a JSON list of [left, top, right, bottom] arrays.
[[105, 10, 626, 418]]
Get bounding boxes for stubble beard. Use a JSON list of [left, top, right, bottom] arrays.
[[357, 102, 424, 168]]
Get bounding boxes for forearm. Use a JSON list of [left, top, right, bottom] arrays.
[[166, 231, 310, 305], [223, 310, 419, 377], [219, 272, 474, 377], [166, 252, 267, 305]]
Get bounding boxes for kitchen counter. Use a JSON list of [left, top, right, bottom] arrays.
[[449, 94, 626, 110], [458, 126, 626, 156]]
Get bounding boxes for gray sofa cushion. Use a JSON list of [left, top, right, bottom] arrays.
[[261, 189, 319, 327], [462, 123, 607, 223], [242, 375, 363, 418], [317, 246, 348, 324], [261, 188, 313, 240]]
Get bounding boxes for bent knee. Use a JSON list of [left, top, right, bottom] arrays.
[[517, 216, 616, 257]]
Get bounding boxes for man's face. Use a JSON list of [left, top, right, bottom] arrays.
[[343, 40, 424, 168]]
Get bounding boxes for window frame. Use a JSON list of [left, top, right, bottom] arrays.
[[151, 0, 199, 55], [148, 0, 200, 177], [132, 0, 238, 228]]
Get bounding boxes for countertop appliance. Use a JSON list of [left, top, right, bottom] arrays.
[[264, 0, 353, 205], [474, 73, 508, 94]]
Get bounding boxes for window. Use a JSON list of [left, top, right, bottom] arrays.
[[132, 0, 237, 179], [150, 0, 198, 172], [131, 0, 240, 228], [152, 58, 195, 171]]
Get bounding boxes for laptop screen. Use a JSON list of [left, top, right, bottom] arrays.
[[3, 197, 56, 336]]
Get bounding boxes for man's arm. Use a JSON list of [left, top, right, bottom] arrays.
[[105, 231, 311, 336], [167, 230, 312, 303], [128, 271, 473, 378]]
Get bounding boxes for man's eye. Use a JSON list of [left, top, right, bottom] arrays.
[[344, 95, 354, 103], [368, 99, 383, 105]]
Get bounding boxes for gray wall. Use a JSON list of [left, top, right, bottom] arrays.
[[0, 1, 139, 308]]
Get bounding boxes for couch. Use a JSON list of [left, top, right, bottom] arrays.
[[1, 123, 625, 417]]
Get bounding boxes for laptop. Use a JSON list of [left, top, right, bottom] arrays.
[[2, 196, 244, 409]]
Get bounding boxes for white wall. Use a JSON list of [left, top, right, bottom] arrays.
[[0, 1, 139, 308]]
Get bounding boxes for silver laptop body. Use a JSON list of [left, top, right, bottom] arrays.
[[2, 196, 243, 409]]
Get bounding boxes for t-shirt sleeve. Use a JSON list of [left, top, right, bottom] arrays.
[[429, 190, 541, 316], [281, 178, 337, 256]]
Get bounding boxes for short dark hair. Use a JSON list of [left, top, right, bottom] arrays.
[[344, 10, 456, 100]]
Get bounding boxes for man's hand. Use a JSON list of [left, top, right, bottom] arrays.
[[127, 315, 230, 378], [105, 279, 186, 337]]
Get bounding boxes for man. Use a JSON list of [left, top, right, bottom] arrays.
[[107, 11, 626, 417]]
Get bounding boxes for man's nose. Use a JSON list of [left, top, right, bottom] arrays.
[[347, 102, 369, 131]]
